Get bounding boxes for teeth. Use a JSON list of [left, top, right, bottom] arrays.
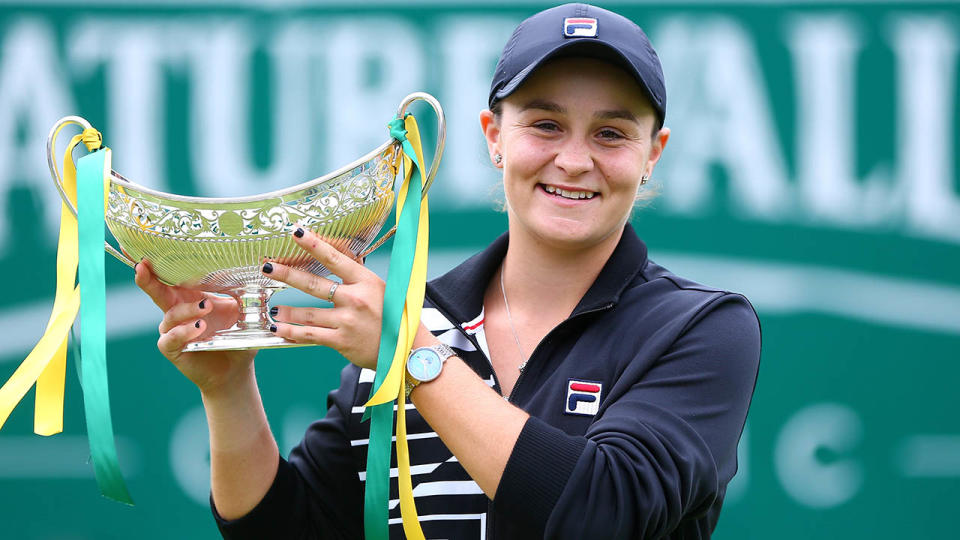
[[544, 185, 596, 200]]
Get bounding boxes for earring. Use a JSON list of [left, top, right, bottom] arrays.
[[640, 174, 648, 185], [494, 154, 502, 165]]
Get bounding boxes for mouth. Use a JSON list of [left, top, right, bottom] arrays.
[[539, 184, 598, 201]]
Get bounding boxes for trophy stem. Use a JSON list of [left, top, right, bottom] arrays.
[[236, 287, 273, 331], [182, 286, 313, 352]]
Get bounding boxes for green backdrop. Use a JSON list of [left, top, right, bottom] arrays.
[[1, 1, 958, 538]]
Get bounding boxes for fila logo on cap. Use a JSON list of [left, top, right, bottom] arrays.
[[563, 17, 598, 38], [565, 379, 602, 416]]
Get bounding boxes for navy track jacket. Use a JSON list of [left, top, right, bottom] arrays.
[[214, 224, 762, 539]]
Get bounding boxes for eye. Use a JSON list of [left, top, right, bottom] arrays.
[[597, 128, 624, 141], [533, 121, 560, 132]]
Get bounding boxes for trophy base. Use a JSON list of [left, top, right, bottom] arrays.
[[183, 331, 315, 352]]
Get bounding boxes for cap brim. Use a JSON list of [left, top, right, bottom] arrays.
[[492, 39, 662, 121]]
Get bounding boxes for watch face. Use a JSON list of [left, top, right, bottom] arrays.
[[407, 348, 443, 382]]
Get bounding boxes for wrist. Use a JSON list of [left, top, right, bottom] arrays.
[[199, 361, 258, 405]]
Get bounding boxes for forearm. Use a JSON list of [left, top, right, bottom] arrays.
[[202, 363, 280, 520], [409, 327, 528, 499]]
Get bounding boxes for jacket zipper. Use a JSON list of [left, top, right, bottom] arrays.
[[487, 302, 613, 539], [506, 302, 614, 402]]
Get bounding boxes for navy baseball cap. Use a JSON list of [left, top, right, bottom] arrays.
[[488, 3, 666, 126]]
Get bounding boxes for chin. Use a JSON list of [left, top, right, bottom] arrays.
[[532, 223, 609, 251], [509, 206, 625, 251]]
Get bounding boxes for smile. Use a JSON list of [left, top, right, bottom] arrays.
[[540, 184, 597, 200]]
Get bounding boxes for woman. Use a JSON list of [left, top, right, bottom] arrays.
[[135, 4, 760, 538]]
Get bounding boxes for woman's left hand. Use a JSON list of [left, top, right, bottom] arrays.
[[262, 227, 385, 370]]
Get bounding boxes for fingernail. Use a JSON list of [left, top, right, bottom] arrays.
[[269, 324, 277, 333], [133, 262, 139, 272], [262, 262, 273, 274], [294, 227, 304, 238], [199, 299, 206, 309], [269, 306, 278, 316], [194, 320, 201, 329]]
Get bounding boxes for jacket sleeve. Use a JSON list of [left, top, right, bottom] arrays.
[[492, 293, 761, 539], [212, 364, 364, 540]]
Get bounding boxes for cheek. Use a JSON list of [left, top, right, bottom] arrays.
[[600, 158, 646, 193], [504, 135, 554, 173]]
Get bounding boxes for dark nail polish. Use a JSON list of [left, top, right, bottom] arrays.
[[262, 262, 273, 274], [195, 320, 201, 329], [294, 227, 304, 238], [199, 299, 206, 309], [133, 262, 139, 272], [270, 306, 278, 316], [269, 324, 278, 333]]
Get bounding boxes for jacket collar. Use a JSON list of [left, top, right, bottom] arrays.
[[426, 223, 649, 326]]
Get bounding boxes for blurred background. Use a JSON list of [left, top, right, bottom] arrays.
[[1, 0, 958, 538]]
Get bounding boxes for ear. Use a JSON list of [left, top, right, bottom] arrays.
[[479, 109, 502, 167], [645, 126, 670, 177]]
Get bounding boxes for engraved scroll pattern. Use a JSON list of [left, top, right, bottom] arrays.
[[106, 155, 395, 240]]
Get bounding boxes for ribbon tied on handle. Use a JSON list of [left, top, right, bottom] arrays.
[[362, 113, 430, 540]]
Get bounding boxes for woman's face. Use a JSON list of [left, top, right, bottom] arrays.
[[481, 57, 670, 252]]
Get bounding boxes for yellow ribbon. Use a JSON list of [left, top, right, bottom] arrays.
[[364, 115, 430, 539], [396, 195, 429, 540], [0, 125, 101, 434]]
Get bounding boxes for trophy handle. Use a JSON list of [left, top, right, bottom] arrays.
[[358, 92, 446, 259], [46, 116, 138, 268], [396, 91, 446, 198]]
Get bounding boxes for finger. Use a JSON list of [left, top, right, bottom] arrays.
[[271, 305, 339, 328], [158, 319, 206, 358], [262, 262, 343, 303], [134, 259, 173, 310], [270, 322, 340, 347], [291, 227, 370, 284], [135, 259, 202, 311], [159, 297, 213, 334]]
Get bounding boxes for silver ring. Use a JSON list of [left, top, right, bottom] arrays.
[[327, 281, 339, 302]]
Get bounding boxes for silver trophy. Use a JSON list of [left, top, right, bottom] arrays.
[[47, 93, 444, 352]]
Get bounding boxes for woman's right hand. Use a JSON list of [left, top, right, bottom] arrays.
[[134, 260, 257, 397]]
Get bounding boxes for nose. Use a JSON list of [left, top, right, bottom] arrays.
[[553, 138, 594, 177]]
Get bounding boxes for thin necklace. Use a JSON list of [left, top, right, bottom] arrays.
[[499, 263, 528, 373]]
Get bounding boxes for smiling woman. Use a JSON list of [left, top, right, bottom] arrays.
[[135, 3, 761, 540]]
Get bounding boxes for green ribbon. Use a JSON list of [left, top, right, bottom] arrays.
[[362, 115, 426, 539], [77, 150, 133, 505]]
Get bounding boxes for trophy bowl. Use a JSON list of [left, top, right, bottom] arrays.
[[47, 93, 445, 352]]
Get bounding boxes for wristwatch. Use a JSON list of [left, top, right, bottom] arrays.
[[404, 343, 456, 399]]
